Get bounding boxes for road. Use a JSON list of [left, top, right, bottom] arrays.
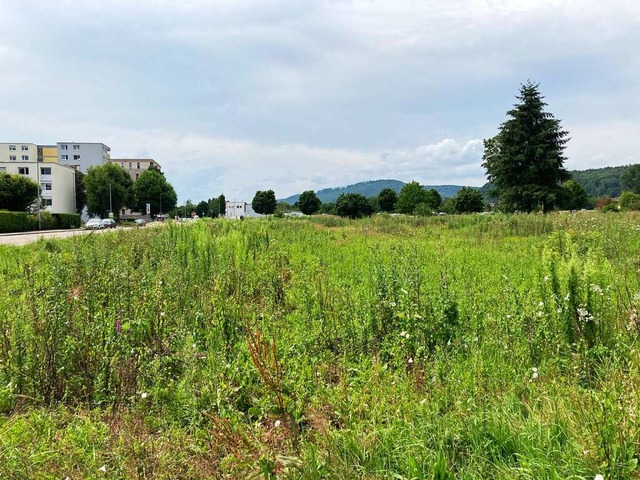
[[0, 228, 110, 246]]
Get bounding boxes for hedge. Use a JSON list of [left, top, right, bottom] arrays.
[[0, 211, 81, 233], [52, 213, 81, 229], [0, 211, 36, 233]]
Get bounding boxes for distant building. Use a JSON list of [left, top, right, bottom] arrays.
[[0, 145, 76, 214], [109, 158, 162, 181], [57, 142, 110, 173], [225, 201, 263, 220]]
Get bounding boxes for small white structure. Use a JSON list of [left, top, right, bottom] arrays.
[[225, 201, 263, 220]]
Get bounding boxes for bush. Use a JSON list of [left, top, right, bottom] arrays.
[[0, 210, 36, 233], [52, 213, 81, 229]]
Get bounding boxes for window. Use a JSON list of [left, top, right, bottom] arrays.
[[61, 155, 68, 160], [22, 155, 29, 161], [9, 155, 16, 161], [44, 199, 52, 206], [135, 173, 139, 179], [21, 145, 29, 151], [73, 155, 80, 160], [137, 162, 140, 169], [18, 167, 29, 175], [40, 167, 51, 175], [9, 145, 16, 151], [60, 145, 68, 150], [129, 162, 132, 169], [73, 145, 80, 150], [43, 183, 52, 191], [120, 162, 124, 168], [0, 167, 6, 172]]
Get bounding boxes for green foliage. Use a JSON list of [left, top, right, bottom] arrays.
[[0, 172, 39, 212], [378, 187, 398, 212], [318, 201, 336, 215], [85, 163, 134, 219], [621, 164, 640, 194], [570, 165, 625, 198], [195, 200, 210, 217], [298, 190, 321, 215], [453, 186, 485, 213], [0, 210, 36, 233], [561, 179, 589, 210], [52, 213, 81, 229], [74, 169, 86, 214], [335, 193, 372, 218], [218, 194, 226, 216], [619, 191, 640, 210], [397, 181, 436, 214], [133, 168, 177, 216], [252, 190, 277, 215], [483, 82, 570, 212]]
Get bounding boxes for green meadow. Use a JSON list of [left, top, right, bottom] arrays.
[[0, 213, 638, 479]]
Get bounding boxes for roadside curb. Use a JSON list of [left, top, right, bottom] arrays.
[[0, 229, 84, 237]]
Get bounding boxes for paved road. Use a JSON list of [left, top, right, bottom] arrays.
[[0, 228, 111, 246]]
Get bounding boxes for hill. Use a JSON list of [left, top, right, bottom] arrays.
[[279, 180, 467, 204], [569, 165, 626, 198]]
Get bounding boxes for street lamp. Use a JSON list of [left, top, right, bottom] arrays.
[[159, 191, 163, 216], [108, 182, 113, 218]]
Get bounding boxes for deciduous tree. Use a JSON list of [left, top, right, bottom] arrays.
[[0, 172, 39, 212], [133, 168, 177, 216], [252, 190, 277, 215], [84, 163, 135, 219], [335, 193, 372, 218], [453, 187, 485, 213], [378, 188, 398, 212], [297, 190, 321, 215]]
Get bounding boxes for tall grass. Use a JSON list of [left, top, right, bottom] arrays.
[[0, 213, 639, 478]]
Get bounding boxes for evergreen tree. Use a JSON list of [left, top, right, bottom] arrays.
[[482, 82, 570, 212], [218, 194, 226, 216]]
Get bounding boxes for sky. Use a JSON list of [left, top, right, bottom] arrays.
[[1, 0, 639, 202]]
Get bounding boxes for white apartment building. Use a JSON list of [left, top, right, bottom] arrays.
[[225, 201, 263, 220], [0, 144, 76, 214], [57, 142, 110, 173]]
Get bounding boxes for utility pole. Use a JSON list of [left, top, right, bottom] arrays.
[[109, 182, 113, 217]]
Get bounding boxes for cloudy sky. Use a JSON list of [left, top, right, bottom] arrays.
[[1, 0, 639, 202]]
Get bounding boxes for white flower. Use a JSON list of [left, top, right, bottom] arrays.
[[594, 475, 604, 480], [532, 367, 538, 373], [506, 314, 512, 319], [99, 465, 107, 473], [538, 302, 544, 308], [543, 275, 550, 282], [408, 357, 413, 364], [160, 311, 165, 317], [274, 420, 281, 428], [140, 392, 148, 399], [532, 372, 539, 380], [390, 302, 397, 307]]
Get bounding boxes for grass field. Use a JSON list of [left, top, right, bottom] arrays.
[[0, 213, 639, 479]]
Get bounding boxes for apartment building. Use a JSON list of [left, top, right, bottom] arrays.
[[57, 142, 110, 173], [39, 145, 58, 163], [0, 143, 76, 214], [109, 158, 162, 181]]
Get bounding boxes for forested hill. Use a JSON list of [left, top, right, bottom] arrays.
[[279, 180, 466, 204], [569, 166, 626, 198]]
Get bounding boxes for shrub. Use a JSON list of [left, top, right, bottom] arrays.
[[0, 210, 36, 233], [52, 213, 81, 229]]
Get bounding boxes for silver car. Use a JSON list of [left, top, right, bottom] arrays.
[[85, 218, 103, 230]]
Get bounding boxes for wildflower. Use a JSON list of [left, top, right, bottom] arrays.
[[390, 301, 397, 307], [408, 357, 413, 364], [274, 420, 281, 428], [473, 336, 479, 342], [99, 465, 107, 473], [159, 280, 163, 286], [506, 314, 511, 319], [160, 311, 166, 317], [531, 367, 539, 380], [590, 284, 603, 295], [538, 301, 544, 308], [543, 275, 550, 282], [594, 475, 604, 480], [141, 392, 148, 399]]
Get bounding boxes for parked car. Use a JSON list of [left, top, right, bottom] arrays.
[[100, 218, 117, 229], [134, 219, 146, 227], [85, 218, 103, 230]]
